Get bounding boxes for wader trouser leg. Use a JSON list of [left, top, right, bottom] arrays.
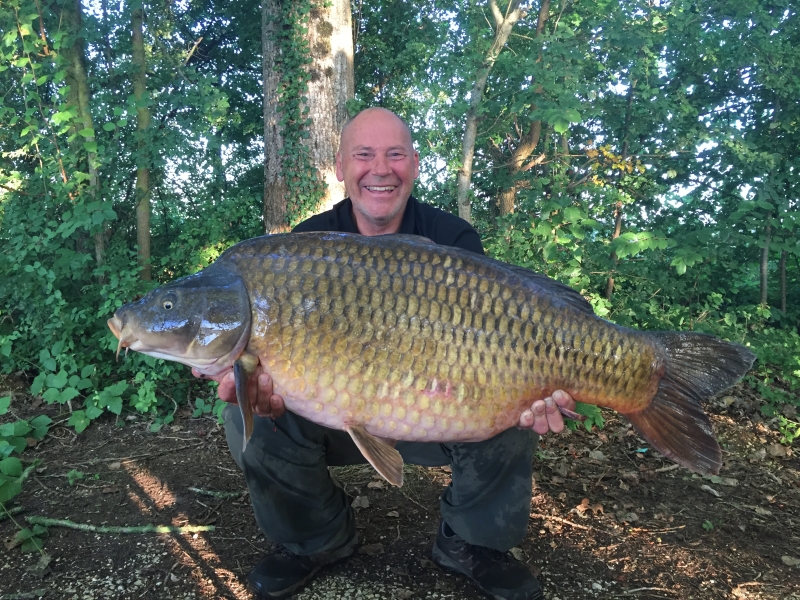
[[439, 428, 537, 552], [223, 404, 362, 556], [225, 405, 536, 555]]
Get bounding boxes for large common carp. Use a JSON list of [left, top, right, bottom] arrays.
[[108, 232, 755, 486]]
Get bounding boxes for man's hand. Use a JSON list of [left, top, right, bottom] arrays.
[[192, 362, 286, 420], [518, 390, 577, 435]]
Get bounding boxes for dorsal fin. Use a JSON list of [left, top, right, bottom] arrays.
[[382, 233, 436, 245], [505, 264, 595, 315]]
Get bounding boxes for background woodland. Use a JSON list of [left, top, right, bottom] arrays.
[[0, 0, 798, 455]]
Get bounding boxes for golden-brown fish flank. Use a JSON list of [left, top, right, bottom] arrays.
[[109, 232, 756, 486]]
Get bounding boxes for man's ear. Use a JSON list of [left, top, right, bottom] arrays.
[[413, 151, 420, 179], [335, 151, 344, 181]]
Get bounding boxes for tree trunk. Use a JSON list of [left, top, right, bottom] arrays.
[[306, 1, 353, 212], [779, 248, 787, 314], [760, 221, 771, 305], [262, 0, 354, 233], [132, 6, 151, 281], [605, 81, 636, 300], [60, 0, 105, 276], [456, 0, 526, 224], [496, 0, 550, 216]]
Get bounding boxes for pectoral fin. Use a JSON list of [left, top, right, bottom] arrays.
[[345, 425, 404, 487], [234, 353, 259, 452]]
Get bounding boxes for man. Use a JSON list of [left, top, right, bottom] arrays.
[[201, 108, 576, 600]]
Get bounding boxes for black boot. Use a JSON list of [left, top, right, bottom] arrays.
[[432, 520, 544, 600], [247, 535, 358, 599]]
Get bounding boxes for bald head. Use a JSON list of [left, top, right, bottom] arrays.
[[335, 107, 420, 236], [340, 108, 414, 150]]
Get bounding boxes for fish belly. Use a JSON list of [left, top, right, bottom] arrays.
[[230, 233, 660, 442]]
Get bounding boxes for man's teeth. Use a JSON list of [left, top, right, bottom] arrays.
[[366, 186, 395, 191]]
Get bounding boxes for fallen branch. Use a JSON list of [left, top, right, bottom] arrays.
[[68, 443, 203, 467], [189, 486, 242, 499], [26, 516, 214, 534]]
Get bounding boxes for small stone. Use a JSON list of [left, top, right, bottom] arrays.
[[108, 462, 122, 470], [588, 450, 606, 461], [359, 543, 385, 556], [781, 556, 800, 567], [386, 510, 400, 518], [766, 443, 788, 458], [509, 547, 525, 561], [351, 496, 370, 509], [592, 582, 603, 590]]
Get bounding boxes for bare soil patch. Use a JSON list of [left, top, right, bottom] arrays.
[[1, 383, 799, 600]]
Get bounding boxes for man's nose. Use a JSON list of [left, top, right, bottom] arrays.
[[371, 154, 391, 176]]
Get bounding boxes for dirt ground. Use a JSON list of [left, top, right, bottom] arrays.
[[1, 381, 799, 600]]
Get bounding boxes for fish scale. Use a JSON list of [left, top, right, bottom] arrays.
[[109, 231, 756, 485]]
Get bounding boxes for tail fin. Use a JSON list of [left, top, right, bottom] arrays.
[[626, 333, 756, 475]]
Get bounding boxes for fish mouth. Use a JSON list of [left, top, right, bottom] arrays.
[[106, 314, 225, 372], [107, 316, 136, 360]]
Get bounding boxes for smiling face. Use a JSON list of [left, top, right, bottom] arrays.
[[336, 108, 420, 236]]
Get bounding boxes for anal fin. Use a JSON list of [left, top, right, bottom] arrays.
[[345, 425, 404, 487]]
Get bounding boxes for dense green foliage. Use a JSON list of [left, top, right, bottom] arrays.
[[0, 1, 798, 443]]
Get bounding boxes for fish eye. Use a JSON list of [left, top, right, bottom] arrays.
[[162, 300, 173, 310]]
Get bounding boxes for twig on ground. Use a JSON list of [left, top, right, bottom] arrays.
[[400, 490, 429, 513], [26, 515, 214, 534], [615, 587, 676, 596], [188, 486, 242, 499], [0, 505, 24, 522], [3, 589, 49, 600], [654, 464, 680, 473], [530, 512, 594, 531]]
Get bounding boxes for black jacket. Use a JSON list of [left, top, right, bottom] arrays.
[[292, 196, 484, 255]]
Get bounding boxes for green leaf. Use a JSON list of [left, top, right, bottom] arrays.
[[59, 387, 80, 403], [47, 370, 68, 389], [68, 411, 90, 434], [78, 127, 95, 138], [0, 457, 23, 477], [553, 119, 569, 134], [0, 396, 10, 415], [30, 373, 46, 396], [0, 480, 22, 503], [30, 415, 52, 430], [42, 388, 61, 403], [21, 536, 45, 553], [83, 141, 98, 154], [105, 395, 122, 415], [102, 122, 117, 131]]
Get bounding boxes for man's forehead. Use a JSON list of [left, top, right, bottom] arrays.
[[348, 142, 411, 151], [340, 109, 414, 148]]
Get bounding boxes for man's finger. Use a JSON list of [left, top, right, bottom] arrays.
[[544, 397, 565, 433]]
